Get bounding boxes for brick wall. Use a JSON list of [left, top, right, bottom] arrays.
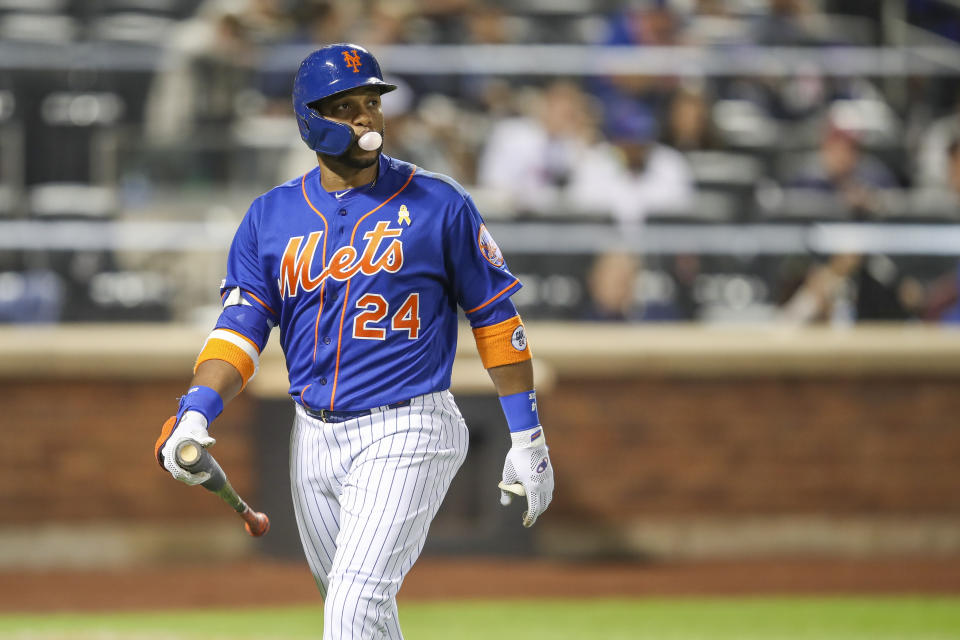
[[542, 376, 960, 523], [1, 380, 256, 524], [2, 375, 959, 529]]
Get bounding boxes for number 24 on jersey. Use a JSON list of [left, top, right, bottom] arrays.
[[353, 292, 420, 340]]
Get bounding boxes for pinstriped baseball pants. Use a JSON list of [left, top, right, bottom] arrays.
[[290, 390, 469, 640]]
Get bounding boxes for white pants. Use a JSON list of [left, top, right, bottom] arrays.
[[290, 390, 469, 640]]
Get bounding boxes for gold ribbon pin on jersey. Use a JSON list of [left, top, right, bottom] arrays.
[[398, 204, 411, 226]]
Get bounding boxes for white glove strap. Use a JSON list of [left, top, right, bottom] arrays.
[[509, 425, 545, 449]]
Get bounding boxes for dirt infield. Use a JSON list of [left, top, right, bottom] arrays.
[[2, 556, 960, 613]]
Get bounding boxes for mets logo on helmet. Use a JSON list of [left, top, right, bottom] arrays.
[[342, 49, 362, 73], [477, 224, 505, 268]]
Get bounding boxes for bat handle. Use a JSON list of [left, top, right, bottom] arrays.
[[175, 439, 227, 490], [174, 439, 212, 474]]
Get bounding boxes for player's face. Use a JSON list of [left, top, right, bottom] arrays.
[[318, 87, 385, 169]]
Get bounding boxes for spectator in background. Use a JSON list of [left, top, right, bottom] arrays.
[[0, 271, 63, 323], [477, 80, 598, 215], [387, 91, 476, 184], [661, 86, 721, 151], [604, 0, 678, 47], [351, 2, 410, 45], [414, 0, 479, 44], [295, 1, 350, 46], [752, 0, 825, 46], [584, 251, 641, 322], [920, 138, 960, 321], [680, 0, 749, 47], [463, 2, 515, 44], [915, 90, 960, 189], [692, 0, 727, 15], [240, 0, 294, 44], [778, 129, 925, 325], [788, 123, 899, 218], [583, 251, 687, 322], [778, 253, 859, 324], [567, 99, 694, 225], [144, 2, 259, 145], [946, 136, 960, 203], [589, 1, 680, 140], [192, 12, 257, 125], [778, 117, 916, 324], [778, 251, 925, 325], [255, 2, 350, 105], [713, 2, 839, 124]]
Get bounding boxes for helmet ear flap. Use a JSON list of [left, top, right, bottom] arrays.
[[298, 108, 355, 156]]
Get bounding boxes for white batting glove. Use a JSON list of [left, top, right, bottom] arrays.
[[159, 411, 216, 486], [499, 426, 554, 528]]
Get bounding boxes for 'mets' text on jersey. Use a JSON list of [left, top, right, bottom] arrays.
[[223, 155, 521, 411]]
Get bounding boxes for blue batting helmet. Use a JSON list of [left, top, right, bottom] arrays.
[[293, 43, 396, 156]]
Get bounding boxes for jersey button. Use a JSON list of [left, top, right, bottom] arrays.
[[323, 336, 331, 345], [319, 377, 327, 385], [338, 208, 347, 216]]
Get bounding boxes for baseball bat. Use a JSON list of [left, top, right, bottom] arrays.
[[174, 439, 270, 537]]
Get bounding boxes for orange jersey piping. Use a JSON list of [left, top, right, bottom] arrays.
[[330, 165, 417, 410], [465, 278, 520, 314], [245, 291, 277, 316], [300, 383, 312, 409], [301, 173, 330, 362]]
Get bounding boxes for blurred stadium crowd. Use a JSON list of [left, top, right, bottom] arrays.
[[4, 0, 960, 325]]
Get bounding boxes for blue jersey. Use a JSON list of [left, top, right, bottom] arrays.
[[220, 154, 521, 411]]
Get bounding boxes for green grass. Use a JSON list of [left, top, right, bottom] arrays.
[[0, 597, 958, 639]]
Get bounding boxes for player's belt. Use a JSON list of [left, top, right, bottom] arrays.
[[302, 399, 411, 423]]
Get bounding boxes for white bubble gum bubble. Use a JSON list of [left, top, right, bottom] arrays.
[[358, 131, 382, 151]]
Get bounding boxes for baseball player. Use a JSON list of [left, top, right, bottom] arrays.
[[154, 43, 554, 639]]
